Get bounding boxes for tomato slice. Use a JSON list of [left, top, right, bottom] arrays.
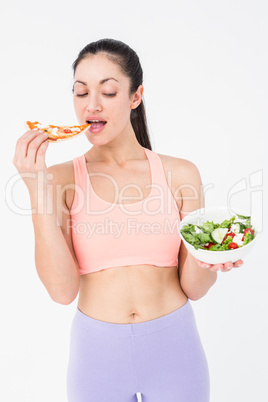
[[221, 231, 235, 245], [228, 242, 238, 249], [242, 228, 254, 241], [208, 242, 215, 249], [243, 228, 254, 235]]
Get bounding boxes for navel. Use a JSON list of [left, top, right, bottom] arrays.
[[130, 312, 139, 320]]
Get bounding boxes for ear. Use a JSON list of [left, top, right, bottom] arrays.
[[130, 85, 144, 110]]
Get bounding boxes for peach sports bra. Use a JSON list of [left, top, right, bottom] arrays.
[[70, 147, 181, 275]]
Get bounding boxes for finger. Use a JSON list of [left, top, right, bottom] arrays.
[[35, 139, 49, 168], [221, 266, 233, 272], [14, 130, 43, 165], [233, 259, 244, 268], [13, 130, 36, 163], [26, 133, 48, 166], [208, 266, 222, 272], [209, 264, 224, 271], [17, 128, 39, 143], [20, 128, 39, 139], [196, 260, 211, 269], [215, 262, 234, 272], [223, 261, 233, 269]]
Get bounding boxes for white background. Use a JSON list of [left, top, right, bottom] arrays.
[[1, 0, 267, 401]]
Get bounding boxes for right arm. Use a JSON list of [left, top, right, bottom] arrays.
[[13, 129, 80, 305]]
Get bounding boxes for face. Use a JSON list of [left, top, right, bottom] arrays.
[[73, 53, 143, 145]]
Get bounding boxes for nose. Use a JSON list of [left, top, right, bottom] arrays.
[[86, 94, 102, 113]]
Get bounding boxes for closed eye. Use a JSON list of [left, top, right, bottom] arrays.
[[75, 93, 116, 97]]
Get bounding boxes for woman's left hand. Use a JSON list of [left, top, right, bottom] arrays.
[[196, 259, 244, 272]]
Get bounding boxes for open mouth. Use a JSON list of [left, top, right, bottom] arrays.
[[87, 119, 107, 128], [86, 119, 107, 133]]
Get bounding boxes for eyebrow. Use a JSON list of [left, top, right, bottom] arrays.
[[74, 77, 119, 86]]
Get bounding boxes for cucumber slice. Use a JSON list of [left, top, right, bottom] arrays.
[[232, 222, 246, 234], [211, 228, 228, 244]]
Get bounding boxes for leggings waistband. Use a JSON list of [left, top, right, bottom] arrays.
[[73, 299, 193, 337]]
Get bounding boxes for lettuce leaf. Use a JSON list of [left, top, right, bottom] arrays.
[[181, 232, 198, 245], [220, 216, 235, 228], [209, 244, 228, 251], [243, 233, 254, 245], [236, 213, 252, 228], [200, 221, 218, 233], [197, 232, 211, 244]]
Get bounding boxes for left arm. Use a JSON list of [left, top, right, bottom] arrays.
[[175, 159, 243, 301]]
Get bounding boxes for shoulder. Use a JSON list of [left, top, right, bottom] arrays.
[[157, 152, 204, 216], [47, 159, 75, 186], [156, 152, 201, 184], [156, 152, 203, 213]]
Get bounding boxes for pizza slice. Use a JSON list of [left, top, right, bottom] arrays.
[[25, 121, 91, 142]]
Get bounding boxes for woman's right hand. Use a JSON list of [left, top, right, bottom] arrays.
[[13, 129, 50, 195]]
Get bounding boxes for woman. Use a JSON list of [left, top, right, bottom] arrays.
[[13, 38, 243, 402]]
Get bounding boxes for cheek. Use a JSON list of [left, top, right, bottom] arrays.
[[73, 98, 79, 112], [73, 101, 85, 124], [73, 98, 84, 115], [112, 98, 132, 120]]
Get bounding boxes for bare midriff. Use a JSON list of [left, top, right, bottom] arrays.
[[77, 264, 188, 324], [65, 150, 187, 324]]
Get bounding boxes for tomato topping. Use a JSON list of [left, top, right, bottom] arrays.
[[221, 231, 235, 245], [208, 242, 215, 249], [64, 129, 71, 133], [228, 242, 238, 249], [242, 228, 254, 241], [243, 228, 254, 235]]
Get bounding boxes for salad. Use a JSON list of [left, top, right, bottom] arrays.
[[180, 213, 255, 251]]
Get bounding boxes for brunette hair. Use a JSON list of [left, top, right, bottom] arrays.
[[72, 38, 152, 150]]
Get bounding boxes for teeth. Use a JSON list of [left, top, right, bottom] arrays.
[[89, 120, 102, 122]]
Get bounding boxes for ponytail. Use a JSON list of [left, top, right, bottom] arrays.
[[130, 100, 152, 150]]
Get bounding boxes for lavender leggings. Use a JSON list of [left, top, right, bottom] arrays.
[[67, 299, 210, 402]]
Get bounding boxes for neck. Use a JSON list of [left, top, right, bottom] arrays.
[[86, 127, 145, 168]]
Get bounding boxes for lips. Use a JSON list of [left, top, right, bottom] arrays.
[[86, 117, 107, 133], [86, 118, 107, 124], [88, 121, 107, 134]]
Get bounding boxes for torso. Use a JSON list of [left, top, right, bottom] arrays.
[[64, 149, 188, 323]]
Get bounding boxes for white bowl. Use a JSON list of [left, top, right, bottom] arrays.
[[179, 207, 258, 264]]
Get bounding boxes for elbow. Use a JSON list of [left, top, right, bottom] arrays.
[[48, 284, 79, 305], [50, 291, 78, 305], [187, 292, 207, 302], [180, 286, 204, 301], [185, 289, 209, 302]]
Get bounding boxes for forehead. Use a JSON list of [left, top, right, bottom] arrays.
[[74, 53, 126, 83]]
